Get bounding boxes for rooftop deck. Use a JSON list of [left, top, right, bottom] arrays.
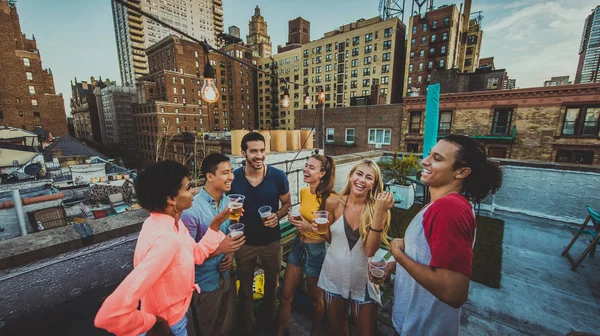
[[0, 151, 599, 335]]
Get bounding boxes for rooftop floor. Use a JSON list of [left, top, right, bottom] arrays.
[[286, 212, 600, 335]]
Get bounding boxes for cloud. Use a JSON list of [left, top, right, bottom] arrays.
[[480, 0, 595, 87]]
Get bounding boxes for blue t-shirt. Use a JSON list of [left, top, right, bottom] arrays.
[[180, 187, 230, 292], [231, 165, 289, 246]]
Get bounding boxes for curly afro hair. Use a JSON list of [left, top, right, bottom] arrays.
[[134, 160, 189, 212]]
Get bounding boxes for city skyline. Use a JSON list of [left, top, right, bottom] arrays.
[[15, 0, 598, 117]]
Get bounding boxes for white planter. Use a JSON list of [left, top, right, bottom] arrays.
[[389, 183, 415, 210]]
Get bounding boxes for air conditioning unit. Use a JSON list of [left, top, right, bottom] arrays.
[[375, 143, 382, 149]]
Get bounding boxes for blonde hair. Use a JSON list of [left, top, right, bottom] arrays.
[[340, 159, 391, 247]]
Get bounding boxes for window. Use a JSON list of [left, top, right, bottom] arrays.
[[380, 87, 388, 96], [161, 116, 166, 123], [363, 79, 370, 87], [381, 76, 389, 84], [316, 56, 322, 64], [363, 68, 371, 76], [23, 58, 30, 66], [364, 56, 372, 65], [364, 45, 372, 54], [351, 70, 358, 77], [428, 61, 433, 69], [362, 90, 370, 96], [407, 143, 419, 153], [28, 85, 35, 94], [488, 148, 508, 159], [429, 47, 435, 54], [409, 111, 421, 133], [562, 107, 600, 136], [412, 25, 417, 34], [326, 54, 332, 61], [351, 59, 358, 67], [441, 45, 447, 55], [325, 74, 331, 81], [442, 32, 448, 41], [181, 88, 186, 94], [410, 51, 414, 59], [345, 128, 355, 143], [409, 64, 414, 72], [316, 66, 322, 73], [382, 64, 390, 73], [444, 17, 450, 26], [352, 47, 359, 56], [316, 46, 322, 54], [432, 20, 438, 29], [492, 108, 513, 135], [26, 72, 33, 80], [421, 36, 426, 45], [411, 38, 416, 46], [408, 76, 412, 84], [177, 127, 181, 133], [176, 117, 180, 124], [440, 59, 445, 68], [422, 23, 428, 32], [431, 34, 436, 43], [365, 33, 373, 42], [326, 44, 332, 52], [487, 78, 499, 89], [382, 52, 391, 61], [419, 50, 425, 58], [33, 112, 41, 121], [351, 80, 357, 88], [31, 99, 38, 107], [384, 28, 393, 37], [418, 62, 424, 71], [439, 111, 452, 135], [352, 36, 360, 45], [368, 128, 391, 145], [162, 127, 167, 133], [383, 40, 392, 49], [326, 128, 335, 142], [556, 150, 594, 164]]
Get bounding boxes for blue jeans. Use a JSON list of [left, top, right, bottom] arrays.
[[288, 236, 327, 278], [140, 314, 188, 336]]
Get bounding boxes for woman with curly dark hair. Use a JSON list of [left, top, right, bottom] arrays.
[[95, 161, 243, 336]]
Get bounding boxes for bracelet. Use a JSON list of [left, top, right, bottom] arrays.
[[370, 227, 383, 233]]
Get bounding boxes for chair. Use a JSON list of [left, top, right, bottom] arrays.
[[561, 206, 600, 271]]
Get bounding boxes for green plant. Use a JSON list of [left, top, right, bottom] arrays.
[[378, 151, 422, 186]]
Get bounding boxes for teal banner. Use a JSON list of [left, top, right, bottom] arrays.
[[423, 83, 440, 157]]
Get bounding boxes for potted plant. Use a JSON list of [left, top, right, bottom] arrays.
[[378, 151, 422, 209]]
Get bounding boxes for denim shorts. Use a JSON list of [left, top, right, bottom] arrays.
[[140, 314, 188, 336], [324, 286, 376, 306], [287, 236, 327, 278]]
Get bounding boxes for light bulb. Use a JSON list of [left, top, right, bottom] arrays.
[[201, 78, 219, 104], [304, 95, 311, 105], [281, 95, 290, 108], [318, 89, 325, 104]]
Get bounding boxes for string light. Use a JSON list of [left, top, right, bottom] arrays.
[[304, 86, 311, 105], [201, 63, 219, 103], [318, 88, 325, 105], [281, 84, 290, 108]]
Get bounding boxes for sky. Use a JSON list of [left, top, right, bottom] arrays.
[[15, 0, 598, 116]]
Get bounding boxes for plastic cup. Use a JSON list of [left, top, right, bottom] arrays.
[[313, 210, 329, 234], [227, 194, 245, 222], [369, 256, 387, 285], [258, 205, 272, 225], [289, 206, 301, 221], [228, 223, 245, 238]]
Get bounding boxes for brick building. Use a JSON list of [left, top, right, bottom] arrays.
[[133, 35, 256, 166], [401, 83, 600, 164], [431, 67, 511, 94], [405, 0, 483, 96], [294, 104, 403, 156], [246, 6, 272, 58], [71, 77, 112, 143], [0, 0, 67, 137], [259, 16, 406, 131]]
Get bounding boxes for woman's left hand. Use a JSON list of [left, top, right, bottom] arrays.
[[374, 191, 394, 213]]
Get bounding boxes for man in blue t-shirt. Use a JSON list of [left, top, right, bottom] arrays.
[[181, 153, 245, 336], [231, 132, 291, 335]]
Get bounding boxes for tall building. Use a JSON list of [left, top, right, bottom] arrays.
[[0, 0, 68, 136], [575, 6, 600, 84], [100, 85, 137, 144], [404, 0, 483, 96], [228, 25, 241, 38], [71, 77, 112, 143], [247, 6, 272, 58], [258, 16, 407, 130], [289, 17, 310, 45], [133, 35, 256, 165], [111, 0, 223, 86]]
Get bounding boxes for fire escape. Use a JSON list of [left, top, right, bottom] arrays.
[[269, 59, 280, 129]]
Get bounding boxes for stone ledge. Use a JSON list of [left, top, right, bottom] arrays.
[[0, 209, 148, 270]]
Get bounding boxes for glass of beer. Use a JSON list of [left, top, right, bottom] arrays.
[[258, 205, 272, 225], [227, 194, 245, 222], [289, 206, 301, 221], [228, 223, 245, 238], [313, 210, 329, 235], [369, 256, 387, 285]]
